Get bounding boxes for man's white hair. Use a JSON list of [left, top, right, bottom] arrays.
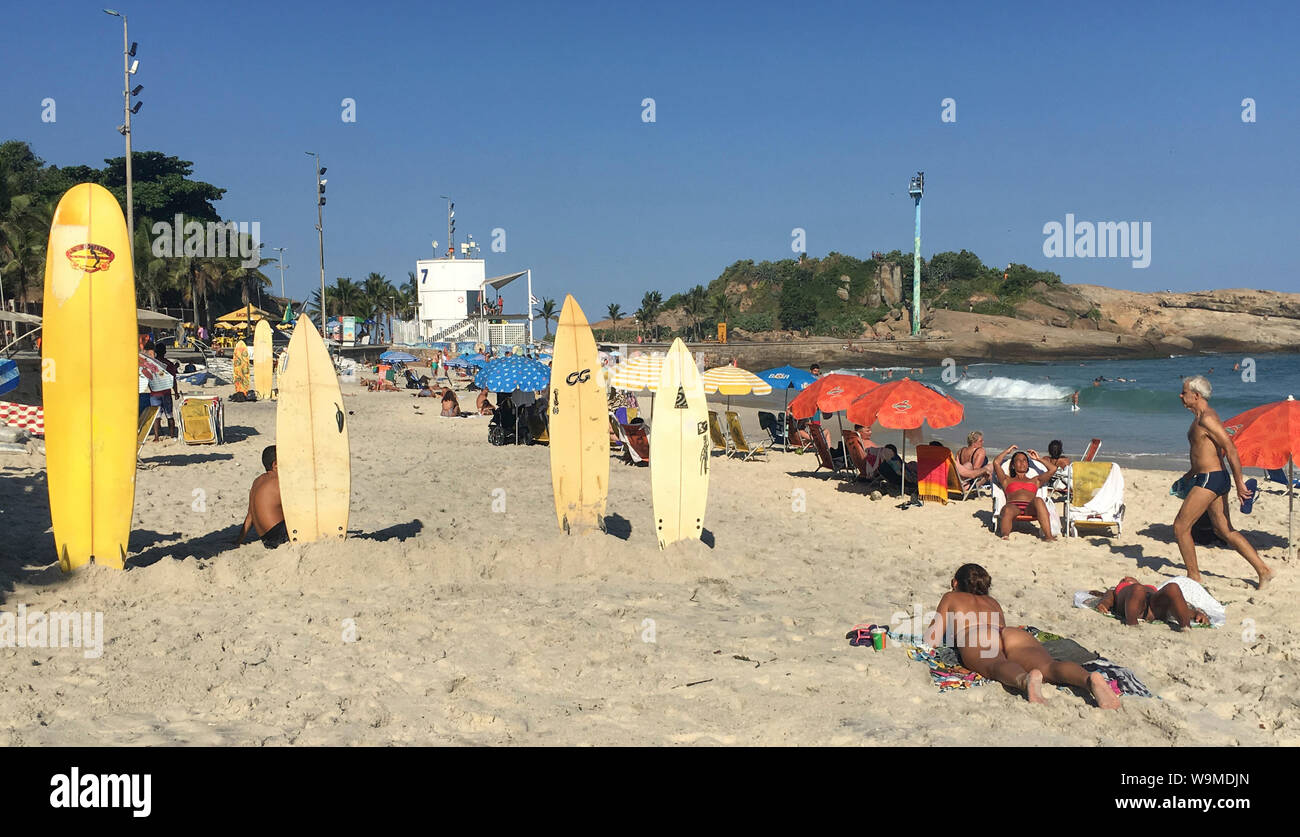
[[1183, 375, 1212, 399]]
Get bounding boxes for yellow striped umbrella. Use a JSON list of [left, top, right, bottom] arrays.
[[702, 366, 772, 396], [609, 353, 667, 392], [703, 365, 773, 413]]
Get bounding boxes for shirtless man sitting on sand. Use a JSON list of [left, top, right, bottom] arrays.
[[926, 563, 1119, 709], [1172, 375, 1273, 588], [236, 445, 287, 548], [1093, 576, 1210, 630]]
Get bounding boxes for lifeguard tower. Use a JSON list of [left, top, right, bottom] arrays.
[[414, 200, 535, 346]]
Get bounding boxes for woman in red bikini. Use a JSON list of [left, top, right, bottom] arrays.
[[925, 563, 1119, 708], [1094, 577, 1209, 629], [992, 445, 1059, 541]]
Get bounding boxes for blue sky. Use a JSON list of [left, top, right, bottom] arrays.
[[4, 0, 1297, 313]]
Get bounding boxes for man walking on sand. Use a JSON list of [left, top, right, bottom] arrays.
[[1172, 375, 1273, 589]]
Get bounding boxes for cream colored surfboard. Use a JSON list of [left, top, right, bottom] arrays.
[[42, 183, 138, 571], [276, 318, 350, 541], [650, 339, 709, 548], [548, 295, 609, 534], [253, 319, 273, 400]]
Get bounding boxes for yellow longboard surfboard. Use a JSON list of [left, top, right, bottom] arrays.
[[253, 319, 273, 400], [650, 339, 710, 548], [276, 317, 350, 541], [42, 183, 138, 571], [548, 295, 608, 534]]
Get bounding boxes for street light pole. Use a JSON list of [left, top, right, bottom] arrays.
[[307, 152, 326, 333], [272, 246, 287, 298], [908, 171, 925, 336], [104, 9, 137, 258]]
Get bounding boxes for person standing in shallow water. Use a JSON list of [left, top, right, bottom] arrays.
[[926, 564, 1119, 709], [1172, 375, 1272, 589]]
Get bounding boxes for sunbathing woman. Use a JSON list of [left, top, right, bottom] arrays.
[[992, 445, 1058, 541], [958, 431, 989, 470], [926, 563, 1120, 709], [476, 388, 496, 416], [441, 390, 465, 417], [1093, 577, 1209, 630]]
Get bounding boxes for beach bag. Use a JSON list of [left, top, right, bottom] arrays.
[[148, 373, 174, 392]]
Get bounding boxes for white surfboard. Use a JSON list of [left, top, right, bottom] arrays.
[[650, 339, 709, 548]]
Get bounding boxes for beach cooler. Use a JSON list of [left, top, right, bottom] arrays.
[[179, 395, 224, 445]]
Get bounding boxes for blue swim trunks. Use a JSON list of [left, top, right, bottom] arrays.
[[1191, 470, 1231, 496]]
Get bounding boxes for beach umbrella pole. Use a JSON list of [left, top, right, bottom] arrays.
[[900, 430, 906, 497], [1290, 457, 1294, 558]]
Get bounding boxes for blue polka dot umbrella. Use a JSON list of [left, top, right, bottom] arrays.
[[475, 356, 552, 393]]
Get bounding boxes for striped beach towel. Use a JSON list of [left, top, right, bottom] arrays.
[[0, 401, 44, 436]]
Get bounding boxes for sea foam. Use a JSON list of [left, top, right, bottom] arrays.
[[955, 376, 1073, 401]]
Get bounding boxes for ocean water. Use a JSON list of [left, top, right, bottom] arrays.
[[827, 351, 1300, 471]]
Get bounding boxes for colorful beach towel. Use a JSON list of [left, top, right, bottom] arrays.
[[891, 627, 1152, 698]]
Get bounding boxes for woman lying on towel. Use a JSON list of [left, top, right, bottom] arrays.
[[1093, 577, 1210, 630], [993, 445, 1059, 541], [926, 563, 1120, 709]]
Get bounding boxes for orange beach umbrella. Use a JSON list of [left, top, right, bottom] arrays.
[[1224, 395, 1300, 470], [788, 373, 879, 419], [1225, 394, 1299, 554], [847, 378, 965, 498]]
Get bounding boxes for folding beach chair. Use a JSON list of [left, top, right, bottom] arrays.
[[1264, 468, 1300, 489], [758, 411, 788, 448], [1065, 461, 1125, 538], [991, 457, 1061, 537], [179, 396, 224, 445], [786, 414, 813, 453], [808, 423, 846, 476], [725, 410, 767, 461], [1079, 438, 1102, 462], [916, 445, 957, 505], [609, 414, 625, 451], [620, 423, 650, 466], [707, 411, 732, 457], [136, 405, 160, 455], [842, 429, 886, 484]]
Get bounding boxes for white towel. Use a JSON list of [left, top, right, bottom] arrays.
[[1157, 577, 1226, 628]]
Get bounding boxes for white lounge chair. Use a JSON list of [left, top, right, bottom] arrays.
[[1065, 461, 1125, 538]]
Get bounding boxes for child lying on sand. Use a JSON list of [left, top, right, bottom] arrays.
[[925, 563, 1119, 709]]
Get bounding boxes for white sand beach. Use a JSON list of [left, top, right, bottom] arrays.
[[0, 375, 1295, 746]]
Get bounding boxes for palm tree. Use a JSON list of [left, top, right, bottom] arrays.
[[0, 192, 50, 316], [402, 271, 419, 319], [683, 285, 709, 341], [329, 277, 359, 316], [535, 297, 558, 338], [637, 290, 662, 341], [606, 303, 623, 341], [710, 291, 735, 334]]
